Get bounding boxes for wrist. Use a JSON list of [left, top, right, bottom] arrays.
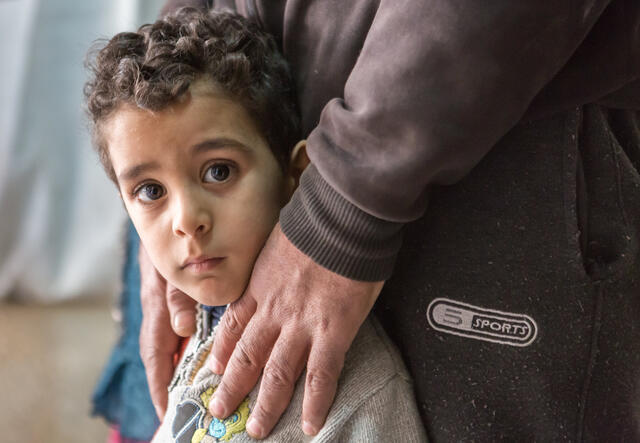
[[280, 164, 403, 281]]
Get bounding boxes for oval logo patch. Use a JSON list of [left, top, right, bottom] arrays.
[[427, 298, 538, 347]]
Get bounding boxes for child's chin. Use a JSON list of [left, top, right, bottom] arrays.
[[189, 284, 240, 307]]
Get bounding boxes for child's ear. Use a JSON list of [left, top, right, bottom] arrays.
[[286, 140, 309, 192]]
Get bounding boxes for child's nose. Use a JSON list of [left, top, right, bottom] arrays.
[[171, 190, 212, 238]]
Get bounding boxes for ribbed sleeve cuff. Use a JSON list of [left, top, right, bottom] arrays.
[[280, 164, 404, 281]]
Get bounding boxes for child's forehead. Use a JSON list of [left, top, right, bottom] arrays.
[[105, 90, 262, 148], [103, 88, 282, 181]]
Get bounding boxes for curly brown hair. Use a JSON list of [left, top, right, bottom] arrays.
[[84, 8, 300, 182]]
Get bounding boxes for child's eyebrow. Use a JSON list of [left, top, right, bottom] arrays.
[[192, 138, 253, 155], [118, 138, 253, 182], [118, 161, 160, 182]]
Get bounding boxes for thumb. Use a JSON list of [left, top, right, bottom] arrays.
[[166, 284, 197, 337]]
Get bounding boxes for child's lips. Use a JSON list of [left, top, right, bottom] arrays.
[[182, 256, 225, 272]]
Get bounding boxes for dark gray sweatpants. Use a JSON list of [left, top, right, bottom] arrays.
[[375, 105, 640, 441]]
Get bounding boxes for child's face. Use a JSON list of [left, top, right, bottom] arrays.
[[104, 85, 299, 306]]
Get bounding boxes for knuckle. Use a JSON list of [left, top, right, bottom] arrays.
[[263, 361, 296, 391], [166, 286, 184, 303], [251, 400, 275, 424], [222, 308, 244, 337], [306, 367, 338, 395], [213, 380, 234, 402], [233, 340, 261, 372], [140, 346, 159, 368], [139, 337, 173, 369], [333, 297, 352, 319], [318, 315, 331, 334], [139, 348, 151, 365], [216, 375, 251, 405], [263, 295, 278, 316]]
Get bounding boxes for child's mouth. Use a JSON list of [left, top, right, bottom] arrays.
[[182, 256, 225, 273]]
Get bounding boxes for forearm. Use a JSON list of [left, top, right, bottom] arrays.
[[281, 0, 613, 280], [303, 1, 612, 222]]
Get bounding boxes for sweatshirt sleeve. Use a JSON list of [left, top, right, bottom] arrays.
[[280, 0, 613, 281]]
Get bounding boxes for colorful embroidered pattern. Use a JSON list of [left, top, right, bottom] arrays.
[[172, 386, 250, 442], [206, 397, 250, 441], [191, 428, 208, 443]]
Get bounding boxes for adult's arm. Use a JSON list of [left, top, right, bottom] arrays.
[[281, 0, 615, 281]]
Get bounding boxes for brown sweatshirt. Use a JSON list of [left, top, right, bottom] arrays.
[[161, 0, 640, 281]]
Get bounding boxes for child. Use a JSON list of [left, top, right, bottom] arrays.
[[85, 8, 426, 442]]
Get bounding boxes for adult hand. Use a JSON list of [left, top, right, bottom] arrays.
[[139, 243, 197, 418], [207, 223, 384, 439]]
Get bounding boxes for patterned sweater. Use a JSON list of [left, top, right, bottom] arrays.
[[154, 309, 426, 442]]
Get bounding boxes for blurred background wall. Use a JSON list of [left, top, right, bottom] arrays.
[[0, 0, 165, 302], [0, 1, 164, 441]]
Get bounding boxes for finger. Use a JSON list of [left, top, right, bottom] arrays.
[[166, 283, 197, 337], [208, 317, 278, 420], [245, 330, 308, 439], [138, 245, 179, 418], [139, 305, 180, 419], [140, 338, 178, 419], [208, 293, 257, 374], [301, 342, 345, 436]]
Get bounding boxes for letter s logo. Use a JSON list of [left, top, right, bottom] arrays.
[[442, 308, 463, 325]]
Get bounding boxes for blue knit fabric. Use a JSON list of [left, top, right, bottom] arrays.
[[91, 222, 159, 440]]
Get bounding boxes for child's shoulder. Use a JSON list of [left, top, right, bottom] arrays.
[[317, 315, 426, 442], [155, 315, 426, 442], [342, 315, 413, 389]]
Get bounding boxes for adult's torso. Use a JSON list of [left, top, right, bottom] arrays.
[[375, 105, 640, 441]]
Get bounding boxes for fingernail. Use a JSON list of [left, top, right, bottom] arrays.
[[246, 418, 264, 439], [173, 311, 189, 331], [209, 397, 225, 418], [302, 420, 318, 436], [208, 355, 224, 374]]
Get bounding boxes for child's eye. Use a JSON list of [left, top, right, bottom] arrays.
[[203, 164, 231, 183], [135, 183, 165, 203]]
